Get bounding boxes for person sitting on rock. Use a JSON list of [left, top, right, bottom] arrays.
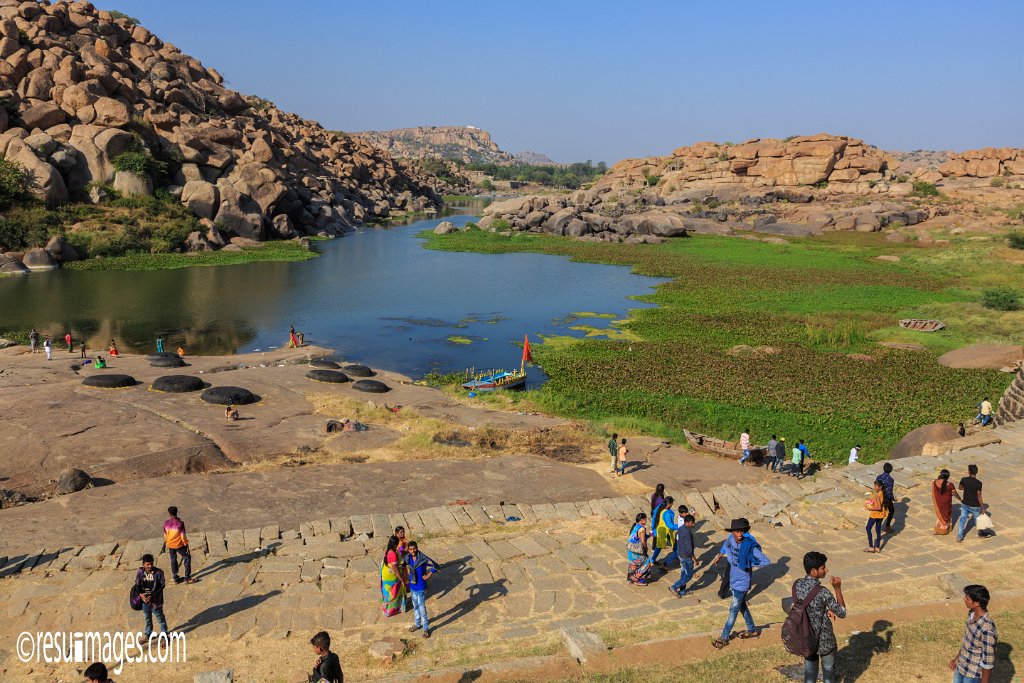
[[93, 355, 106, 369], [108, 339, 120, 357], [225, 405, 239, 421]]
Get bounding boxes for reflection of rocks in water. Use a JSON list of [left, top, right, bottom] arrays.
[[382, 316, 459, 328]]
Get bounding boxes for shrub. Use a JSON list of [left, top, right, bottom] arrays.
[[490, 218, 511, 231], [783, 135, 798, 142], [0, 157, 32, 210], [813, 180, 828, 190], [990, 177, 1006, 188], [111, 151, 153, 176], [982, 287, 1021, 311], [1008, 206, 1024, 221], [643, 173, 661, 187], [704, 197, 721, 210], [479, 178, 494, 191], [1007, 231, 1024, 250], [895, 174, 909, 183], [911, 181, 941, 197], [108, 10, 140, 23]]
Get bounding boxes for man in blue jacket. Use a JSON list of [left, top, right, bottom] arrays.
[[406, 541, 439, 638], [712, 518, 771, 649]]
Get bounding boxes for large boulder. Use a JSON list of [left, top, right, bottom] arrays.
[[0, 253, 29, 274], [45, 235, 80, 262], [19, 101, 67, 129], [112, 170, 152, 196], [5, 137, 68, 207], [181, 180, 219, 219], [433, 221, 458, 235], [66, 125, 133, 189], [22, 247, 59, 270], [890, 423, 959, 459], [92, 97, 131, 127], [214, 180, 265, 240]]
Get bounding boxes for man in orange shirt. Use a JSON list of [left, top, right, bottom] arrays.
[[164, 506, 195, 584]]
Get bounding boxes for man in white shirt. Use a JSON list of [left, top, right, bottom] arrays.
[[849, 445, 860, 465], [738, 428, 752, 466]]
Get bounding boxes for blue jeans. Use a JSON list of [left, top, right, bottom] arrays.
[[618, 460, 627, 475], [671, 559, 694, 594], [169, 546, 191, 581], [866, 517, 882, 548], [142, 603, 168, 638], [739, 448, 751, 464], [721, 589, 755, 640], [805, 650, 836, 683], [410, 589, 429, 630], [952, 671, 982, 683], [958, 505, 982, 540]]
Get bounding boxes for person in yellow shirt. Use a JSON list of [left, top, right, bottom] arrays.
[[163, 506, 195, 584]]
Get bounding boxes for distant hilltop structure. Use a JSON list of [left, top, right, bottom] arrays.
[[355, 125, 555, 166]]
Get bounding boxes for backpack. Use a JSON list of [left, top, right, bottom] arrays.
[[781, 582, 821, 658], [129, 583, 144, 611]]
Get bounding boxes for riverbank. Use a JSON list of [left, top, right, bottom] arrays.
[[62, 239, 318, 271], [421, 228, 1018, 461]]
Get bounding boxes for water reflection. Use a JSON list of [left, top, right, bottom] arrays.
[[0, 206, 667, 379]]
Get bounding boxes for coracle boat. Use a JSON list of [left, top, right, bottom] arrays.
[[899, 319, 945, 332], [463, 334, 533, 392], [684, 429, 767, 461]]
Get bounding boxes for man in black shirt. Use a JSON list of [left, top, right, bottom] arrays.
[[957, 464, 986, 543], [308, 631, 343, 683]]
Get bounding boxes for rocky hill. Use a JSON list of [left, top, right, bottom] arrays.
[[0, 0, 441, 260], [514, 150, 556, 165], [887, 149, 949, 172], [357, 125, 533, 166]]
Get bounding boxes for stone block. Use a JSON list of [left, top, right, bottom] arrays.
[[370, 513, 392, 539], [195, 670, 233, 683], [350, 515, 373, 537], [554, 502, 581, 521], [328, 517, 352, 538], [259, 525, 280, 545], [938, 572, 968, 599], [463, 505, 491, 526], [560, 626, 607, 664]]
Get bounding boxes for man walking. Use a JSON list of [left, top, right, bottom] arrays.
[[163, 506, 195, 584], [135, 554, 168, 639], [739, 428, 752, 465], [957, 465, 986, 543], [43, 336, 52, 361], [877, 463, 896, 533], [794, 551, 846, 683], [765, 435, 778, 471], [669, 514, 697, 597], [607, 432, 619, 474], [774, 437, 786, 473], [65, 331, 72, 352], [29, 328, 39, 354], [617, 437, 629, 477], [849, 444, 860, 465], [949, 584, 997, 683], [712, 518, 771, 649]]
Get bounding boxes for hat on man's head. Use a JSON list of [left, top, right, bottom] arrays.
[[725, 517, 751, 532]]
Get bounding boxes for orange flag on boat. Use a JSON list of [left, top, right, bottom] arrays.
[[522, 334, 533, 364]]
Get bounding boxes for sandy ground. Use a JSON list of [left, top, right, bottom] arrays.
[[938, 344, 1024, 369]]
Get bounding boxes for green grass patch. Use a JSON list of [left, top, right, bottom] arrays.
[[421, 229, 1016, 462], [64, 241, 316, 271]]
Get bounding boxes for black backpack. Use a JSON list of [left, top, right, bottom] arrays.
[[781, 582, 821, 658]]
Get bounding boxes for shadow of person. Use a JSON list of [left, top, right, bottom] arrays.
[[993, 642, 1016, 683], [687, 543, 726, 593], [429, 578, 508, 631], [747, 555, 790, 600], [174, 589, 281, 634], [430, 555, 473, 601], [837, 619, 892, 682], [190, 550, 269, 581]]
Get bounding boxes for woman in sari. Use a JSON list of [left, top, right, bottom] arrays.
[[395, 525, 411, 554], [627, 513, 652, 586], [380, 535, 407, 616], [932, 468, 961, 535]]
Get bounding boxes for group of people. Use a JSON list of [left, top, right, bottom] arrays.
[[739, 430, 814, 478], [380, 526, 439, 639], [288, 324, 306, 348], [606, 432, 630, 476]]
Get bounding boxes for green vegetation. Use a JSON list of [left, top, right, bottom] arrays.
[[479, 178, 495, 191], [465, 160, 606, 190], [1006, 230, 1024, 250], [911, 180, 941, 197], [422, 229, 1017, 462], [108, 10, 140, 23], [0, 157, 32, 211], [990, 176, 1006, 187], [981, 287, 1021, 311], [64, 240, 315, 271]]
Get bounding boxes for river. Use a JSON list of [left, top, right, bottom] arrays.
[[0, 208, 666, 383]]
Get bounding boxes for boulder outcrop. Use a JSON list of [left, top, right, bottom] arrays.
[[0, 0, 441, 252], [939, 148, 1024, 178]]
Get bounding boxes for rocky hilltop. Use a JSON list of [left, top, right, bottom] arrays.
[[0, 0, 440, 256], [480, 134, 1024, 243], [356, 125, 517, 165]]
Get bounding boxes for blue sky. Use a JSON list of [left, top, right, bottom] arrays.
[[107, 1, 1022, 163]]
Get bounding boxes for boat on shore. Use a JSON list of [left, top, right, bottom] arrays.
[[462, 334, 533, 392], [683, 429, 767, 461]]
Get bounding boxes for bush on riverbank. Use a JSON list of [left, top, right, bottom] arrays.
[[64, 240, 316, 271], [422, 229, 1014, 462]]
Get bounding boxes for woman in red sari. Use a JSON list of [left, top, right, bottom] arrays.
[[931, 468, 961, 535]]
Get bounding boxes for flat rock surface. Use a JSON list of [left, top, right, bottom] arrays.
[[0, 455, 614, 551], [938, 344, 1024, 370]]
